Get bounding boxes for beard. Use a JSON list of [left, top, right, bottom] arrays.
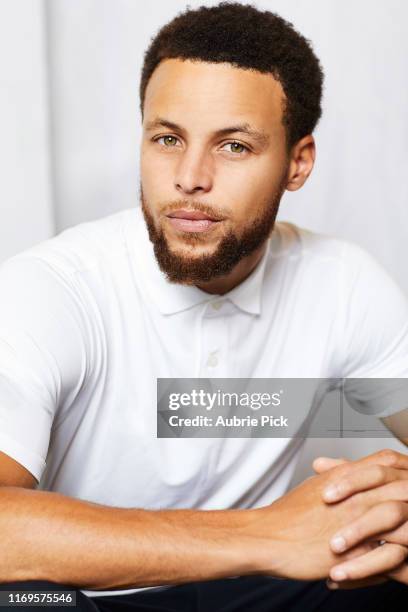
[[140, 177, 287, 285]]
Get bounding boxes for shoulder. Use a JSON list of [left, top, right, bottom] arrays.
[[272, 221, 364, 262], [269, 221, 374, 284], [270, 221, 385, 283], [267, 221, 406, 317], [0, 208, 137, 282]]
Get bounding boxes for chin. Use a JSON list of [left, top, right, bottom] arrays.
[[167, 241, 218, 260], [164, 226, 220, 249]]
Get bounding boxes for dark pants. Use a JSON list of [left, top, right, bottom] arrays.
[[0, 577, 407, 612]]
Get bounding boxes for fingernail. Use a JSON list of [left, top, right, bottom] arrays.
[[330, 535, 347, 552], [326, 579, 339, 590], [331, 568, 348, 581], [323, 486, 340, 501]]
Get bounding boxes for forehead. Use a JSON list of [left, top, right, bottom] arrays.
[[143, 58, 286, 133]]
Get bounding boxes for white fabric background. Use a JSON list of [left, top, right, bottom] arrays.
[[0, 0, 407, 483]]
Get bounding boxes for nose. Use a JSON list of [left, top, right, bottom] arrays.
[[174, 146, 213, 195]]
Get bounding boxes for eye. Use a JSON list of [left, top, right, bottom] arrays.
[[221, 141, 250, 155], [154, 135, 181, 147]]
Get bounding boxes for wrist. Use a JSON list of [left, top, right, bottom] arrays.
[[233, 506, 290, 579]]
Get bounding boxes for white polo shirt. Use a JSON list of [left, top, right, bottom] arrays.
[[0, 206, 407, 597]]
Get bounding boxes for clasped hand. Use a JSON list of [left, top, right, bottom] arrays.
[[313, 449, 408, 589]]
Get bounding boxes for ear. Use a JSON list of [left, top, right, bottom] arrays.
[[285, 135, 316, 192]]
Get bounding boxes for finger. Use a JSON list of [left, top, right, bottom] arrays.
[[387, 562, 408, 585], [317, 449, 408, 478], [326, 575, 388, 590], [362, 479, 408, 507], [329, 543, 408, 582], [350, 449, 408, 471], [323, 465, 408, 503], [325, 544, 378, 589], [339, 541, 378, 561], [313, 457, 348, 473], [375, 520, 408, 546], [329, 501, 408, 552]]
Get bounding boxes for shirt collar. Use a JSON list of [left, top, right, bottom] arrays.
[[126, 206, 273, 317]]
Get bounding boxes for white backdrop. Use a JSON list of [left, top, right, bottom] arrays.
[[0, 1, 54, 262], [1, 0, 407, 482]]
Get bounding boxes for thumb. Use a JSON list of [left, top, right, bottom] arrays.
[[313, 456, 349, 473]]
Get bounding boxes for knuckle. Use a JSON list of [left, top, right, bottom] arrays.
[[386, 501, 405, 524], [350, 522, 364, 542], [347, 491, 367, 515], [378, 449, 398, 465], [372, 464, 387, 483], [334, 462, 353, 477], [395, 545, 408, 565], [337, 476, 351, 493], [386, 564, 408, 582]]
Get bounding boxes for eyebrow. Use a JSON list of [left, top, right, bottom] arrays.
[[144, 117, 270, 148]]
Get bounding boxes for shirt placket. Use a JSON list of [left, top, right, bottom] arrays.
[[198, 299, 229, 377]]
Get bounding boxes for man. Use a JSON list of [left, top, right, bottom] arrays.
[[0, 2, 407, 610]]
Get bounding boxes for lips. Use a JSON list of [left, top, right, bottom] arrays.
[[166, 209, 223, 233], [167, 209, 220, 221]]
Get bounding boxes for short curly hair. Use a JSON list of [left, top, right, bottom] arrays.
[[139, 2, 324, 151]]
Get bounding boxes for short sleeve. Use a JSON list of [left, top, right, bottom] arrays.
[[0, 255, 90, 482], [339, 242, 408, 417]]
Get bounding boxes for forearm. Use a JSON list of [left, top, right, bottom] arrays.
[[0, 487, 257, 590]]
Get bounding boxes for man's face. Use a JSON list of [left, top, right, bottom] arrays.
[[140, 58, 290, 284]]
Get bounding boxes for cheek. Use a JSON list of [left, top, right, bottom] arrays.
[[216, 171, 277, 222], [141, 148, 182, 201], [218, 154, 284, 194]]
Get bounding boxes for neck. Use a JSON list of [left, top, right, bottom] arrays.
[[195, 241, 268, 295]]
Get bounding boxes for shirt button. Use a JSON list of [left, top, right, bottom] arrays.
[[211, 300, 224, 311], [206, 351, 219, 367]]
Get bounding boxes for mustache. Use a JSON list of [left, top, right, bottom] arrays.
[[159, 200, 229, 222]]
